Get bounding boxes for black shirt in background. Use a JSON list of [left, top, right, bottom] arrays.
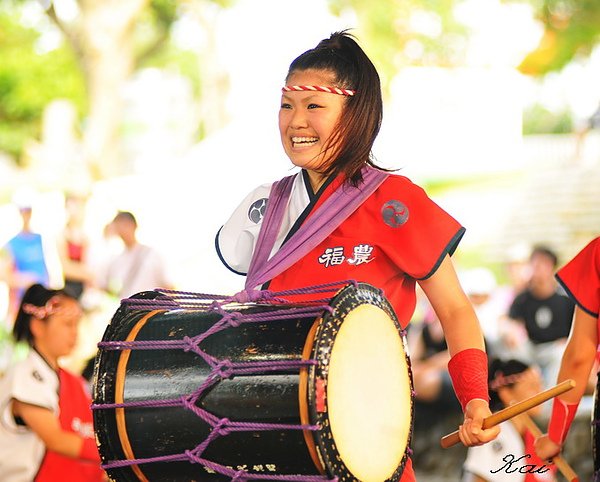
[[509, 288, 575, 344]]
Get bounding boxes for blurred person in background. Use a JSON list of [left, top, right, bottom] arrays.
[[494, 245, 533, 365], [409, 305, 462, 425], [0, 283, 104, 481], [58, 193, 94, 301], [507, 245, 575, 389], [461, 268, 503, 358], [462, 266, 532, 362], [573, 100, 600, 162], [0, 202, 50, 322], [101, 211, 173, 300]]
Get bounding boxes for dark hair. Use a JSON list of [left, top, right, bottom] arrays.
[[13, 284, 77, 345], [113, 210, 137, 227], [530, 245, 558, 267], [285, 30, 383, 186], [488, 358, 530, 410]]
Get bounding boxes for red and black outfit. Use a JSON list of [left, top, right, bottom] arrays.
[[218, 169, 464, 328]]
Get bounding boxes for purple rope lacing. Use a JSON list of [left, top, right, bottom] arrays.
[[119, 280, 358, 311], [93, 282, 355, 482]]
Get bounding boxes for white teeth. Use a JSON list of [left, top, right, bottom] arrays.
[[292, 136, 318, 145]]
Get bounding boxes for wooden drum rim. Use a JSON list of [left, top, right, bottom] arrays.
[[115, 309, 163, 482], [299, 317, 326, 475]]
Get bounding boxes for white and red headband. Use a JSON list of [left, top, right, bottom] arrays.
[[282, 85, 356, 97], [22, 295, 81, 320]]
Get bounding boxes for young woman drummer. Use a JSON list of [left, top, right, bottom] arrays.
[[0, 284, 104, 481], [216, 30, 500, 480], [534, 236, 600, 462]]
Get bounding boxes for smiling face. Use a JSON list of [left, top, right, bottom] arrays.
[[279, 69, 347, 180]]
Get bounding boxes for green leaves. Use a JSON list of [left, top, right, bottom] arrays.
[[0, 8, 84, 160]]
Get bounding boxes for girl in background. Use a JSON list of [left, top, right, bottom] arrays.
[[463, 358, 556, 482], [0, 283, 104, 481]]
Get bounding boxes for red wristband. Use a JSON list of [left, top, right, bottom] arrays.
[[548, 398, 579, 445], [79, 437, 101, 463], [447, 348, 489, 411]]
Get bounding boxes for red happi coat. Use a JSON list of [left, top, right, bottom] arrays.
[[265, 172, 465, 330]]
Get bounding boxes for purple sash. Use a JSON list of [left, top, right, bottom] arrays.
[[245, 166, 389, 289]]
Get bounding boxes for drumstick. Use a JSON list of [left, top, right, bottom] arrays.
[[440, 379, 575, 449], [517, 411, 579, 482]]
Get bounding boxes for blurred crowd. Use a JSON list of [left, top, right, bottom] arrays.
[[0, 192, 173, 376], [408, 242, 597, 422], [408, 240, 598, 480]]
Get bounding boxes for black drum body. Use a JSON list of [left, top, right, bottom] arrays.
[[92, 283, 413, 482]]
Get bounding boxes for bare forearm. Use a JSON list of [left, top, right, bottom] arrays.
[[438, 304, 485, 356], [556, 307, 598, 404], [418, 256, 486, 356], [15, 401, 92, 460], [45, 430, 85, 458], [556, 342, 596, 403]]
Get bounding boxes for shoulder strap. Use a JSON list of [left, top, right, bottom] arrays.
[[245, 166, 389, 289], [245, 174, 296, 283]]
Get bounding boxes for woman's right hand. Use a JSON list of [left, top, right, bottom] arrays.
[[458, 399, 501, 447], [534, 433, 561, 461]]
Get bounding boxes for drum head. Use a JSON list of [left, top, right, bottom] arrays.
[[306, 283, 413, 482]]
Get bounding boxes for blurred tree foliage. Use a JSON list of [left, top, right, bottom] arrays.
[[0, 8, 85, 160], [0, 0, 231, 178], [328, 0, 469, 94], [329, 0, 600, 83], [509, 0, 600, 133], [516, 0, 600, 75], [2, 0, 598, 173], [329, 0, 598, 135], [522, 103, 573, 134]]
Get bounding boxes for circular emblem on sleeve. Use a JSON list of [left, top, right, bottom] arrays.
[[381, 200, 409, 228], [248, 198, 268, 224]]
